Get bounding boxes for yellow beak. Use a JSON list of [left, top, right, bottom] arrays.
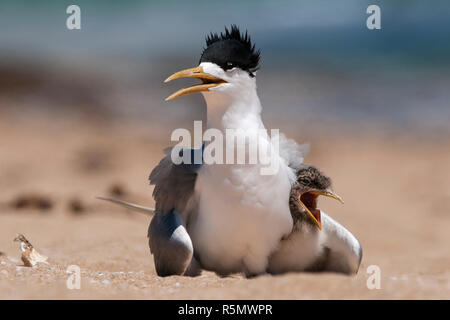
[[310, 189, 345, 205], [296, 189, 344, 230], [164, 66, 227, 101]]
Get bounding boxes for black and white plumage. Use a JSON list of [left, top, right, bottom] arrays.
[[147, 150, 362, 277], [147, 136, 307, 277], [200, 25, 260, 75], [102, 25, 362, 277], [161, 25, 303, 277]]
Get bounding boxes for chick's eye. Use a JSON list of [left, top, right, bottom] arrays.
[[226, 62, 235, 69]]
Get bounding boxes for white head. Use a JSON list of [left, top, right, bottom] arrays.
[[164, 25, 261, 106]]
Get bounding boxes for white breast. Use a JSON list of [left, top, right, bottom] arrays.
[[267, 211, 363, 275], [190, 135, 294, 276], [267, 223, 325, 274], [187, 80, 298, 276]]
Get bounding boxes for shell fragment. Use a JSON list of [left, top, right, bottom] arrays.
[[13, 234, 49, 267]]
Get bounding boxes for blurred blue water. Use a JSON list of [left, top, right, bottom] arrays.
[[0, 0, 449, 131]]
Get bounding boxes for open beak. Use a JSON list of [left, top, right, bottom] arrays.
[[296, 189, 344, 230], [310, 189, 345, 205], [164, 66, 227, 101]]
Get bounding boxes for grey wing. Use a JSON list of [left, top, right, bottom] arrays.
[[149, 210, 193, 276], [149, 147, 198, 215], [318, 212, 363, 274], [147, 147, 200, 276]]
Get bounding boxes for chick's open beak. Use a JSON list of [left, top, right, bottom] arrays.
[[296, 189, 344, 230], [164, 66, 227, 100], [311, 189, 345, 205]]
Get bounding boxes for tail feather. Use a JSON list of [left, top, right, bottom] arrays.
[[96, 197, 155, 215]]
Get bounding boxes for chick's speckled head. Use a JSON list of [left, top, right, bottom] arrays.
[[295, 166, 332, 191], [290, 165, 343, 230]]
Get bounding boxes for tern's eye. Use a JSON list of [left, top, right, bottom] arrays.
[[226, 62, 235, 69]]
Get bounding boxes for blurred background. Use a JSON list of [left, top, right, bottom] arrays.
[[1, 0, 449, 137], [0, 0, 449, 299]]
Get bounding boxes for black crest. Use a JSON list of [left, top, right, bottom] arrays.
[[199, 25, 260, 76]]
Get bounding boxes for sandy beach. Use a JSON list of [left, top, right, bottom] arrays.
[[0, 110, 448, 299]]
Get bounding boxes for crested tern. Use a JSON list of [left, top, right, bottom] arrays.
[[100, 25, 362, 277]]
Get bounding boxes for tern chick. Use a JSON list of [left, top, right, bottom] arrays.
[[268, 165, 362, 275]]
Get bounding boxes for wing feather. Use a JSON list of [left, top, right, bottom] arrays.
[[149, 146, 201, 214]]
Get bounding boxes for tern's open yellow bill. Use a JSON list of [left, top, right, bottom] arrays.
[[164, 66, 227, 100]]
